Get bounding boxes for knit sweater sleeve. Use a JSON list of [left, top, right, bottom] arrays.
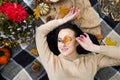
[[35, 19, 65, 64], [93, 46, 120, 69]]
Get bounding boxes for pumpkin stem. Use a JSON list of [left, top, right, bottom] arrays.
[[0, 51, 4, 56]]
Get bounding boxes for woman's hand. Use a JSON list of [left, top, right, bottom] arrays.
[[62, 7, 80, 23], [76, 33, 100, 52]]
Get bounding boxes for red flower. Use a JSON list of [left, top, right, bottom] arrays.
[[0, 2, 28, 23]]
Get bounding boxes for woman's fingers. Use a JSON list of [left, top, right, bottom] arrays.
[[84, 33, 89, 38], [80, 35, 86, 39], [76, 33, 90, 44], [63, 7, 80, 22], [73, 8, 80, 17], [71, 7, 75, 14], [76, 33, 96, 51], [75, 8, 80, 14], [76, 36, 84, 44], [66, 7, 75, 16], [68, 7, 80, 16]]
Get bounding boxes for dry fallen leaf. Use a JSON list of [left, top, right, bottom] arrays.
[[33, 9, 41, 20], [31, 61, 41, 72], [58, 5, 70, 18], [30, 49, 38, 56], [95, 34, 103, 40], [63, 35, 72, 45], [105, 37, 118, 46], [77, 14, 81, 20]]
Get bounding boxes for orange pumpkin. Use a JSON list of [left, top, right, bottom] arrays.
[[0, 48, 10, 64]]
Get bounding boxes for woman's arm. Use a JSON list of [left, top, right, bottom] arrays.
[[36, 8, 80, 64], [36, 8, 80, 35], [76, 33, 120, 59]]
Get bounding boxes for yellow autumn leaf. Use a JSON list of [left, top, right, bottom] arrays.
[[59, 5, 70, 18], [33, 9, 41, 20], [105, 37, 118, 46], [33, 61, 40, 67]]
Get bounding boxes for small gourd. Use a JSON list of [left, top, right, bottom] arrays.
[[0, 48, 10, 64], [38, 3, 50, 15]]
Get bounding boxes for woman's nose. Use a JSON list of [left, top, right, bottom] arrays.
[[61, 42, 67, 47]]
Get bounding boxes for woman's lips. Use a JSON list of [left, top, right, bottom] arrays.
[[61, 48, 68, 52]]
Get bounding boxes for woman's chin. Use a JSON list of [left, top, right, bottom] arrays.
[[61, 51, 70, 56], [59, 49, 70, 56]]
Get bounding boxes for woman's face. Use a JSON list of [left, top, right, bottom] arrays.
[[58, 28, 78, 56]]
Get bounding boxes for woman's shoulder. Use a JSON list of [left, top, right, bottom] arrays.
[[78, 53, 104, 62]]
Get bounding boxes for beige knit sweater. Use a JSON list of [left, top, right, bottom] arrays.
[[36, 19, 120, 80], [46, 0, 102, 35]]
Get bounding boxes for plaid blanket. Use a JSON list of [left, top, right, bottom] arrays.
[[0, 39, 47, 80], [0, 0, 120, 80], [90, 0, 120, 80]]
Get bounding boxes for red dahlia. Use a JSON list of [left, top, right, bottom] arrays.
[[0, 2, 28, 23]]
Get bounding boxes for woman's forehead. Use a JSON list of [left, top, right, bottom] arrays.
[[58, 29, 75, 37]]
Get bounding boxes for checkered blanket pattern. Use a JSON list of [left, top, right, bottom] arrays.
[[0, 0, 120, 80], [91, 0, 120, 80], [0, 38, 47, 80]]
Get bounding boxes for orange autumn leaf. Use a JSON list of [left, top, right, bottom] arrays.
[[30, 49, 38, 56], [58, 5, 70, 18], [63, 35, 72, 45], [95, 34, 103, 40], [77, 14, 81, 20]]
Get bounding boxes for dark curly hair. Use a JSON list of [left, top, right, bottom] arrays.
[[47, 22, 99, 55]]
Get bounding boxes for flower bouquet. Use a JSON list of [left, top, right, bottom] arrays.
[[0, 0, 36, 48]]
